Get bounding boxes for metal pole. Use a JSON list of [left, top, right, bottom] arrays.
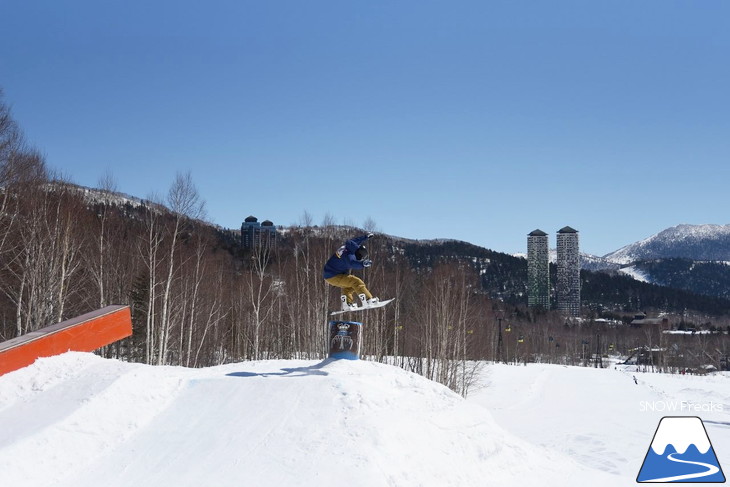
[[496, 317, 504, 363]]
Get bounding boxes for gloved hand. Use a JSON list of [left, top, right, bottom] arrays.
[[362, 259, 372, 267]]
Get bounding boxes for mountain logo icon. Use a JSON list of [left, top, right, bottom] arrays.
[[637, 416, 726, 483]]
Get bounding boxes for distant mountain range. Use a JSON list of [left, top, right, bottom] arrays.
[[582, 224, 730, 299], [603, 224, 730, 264]]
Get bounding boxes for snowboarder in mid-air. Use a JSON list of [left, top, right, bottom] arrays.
[[323, 233, 380, 311]]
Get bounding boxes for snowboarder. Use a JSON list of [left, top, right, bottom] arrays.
[[323, 233, 379, 311]]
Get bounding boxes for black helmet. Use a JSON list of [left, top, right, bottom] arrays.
[[355, 245, 368, 261]]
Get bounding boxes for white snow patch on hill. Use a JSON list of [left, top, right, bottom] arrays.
[[3, 355, 730, 486], [618, 265, 651, 283], [0, 353, 621, 487], [470, 363, 730, 481]]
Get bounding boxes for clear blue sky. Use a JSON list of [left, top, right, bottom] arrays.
[[2, 1, 728, 256]]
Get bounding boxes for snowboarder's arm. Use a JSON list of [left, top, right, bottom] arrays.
[[344, 234, 370, 254], [347, 254, 366, 269]]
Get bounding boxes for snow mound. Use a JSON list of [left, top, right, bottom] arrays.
[[0, 353, 616, 487]]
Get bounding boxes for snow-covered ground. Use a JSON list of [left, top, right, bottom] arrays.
[[1, 353, 728, 486], [470, 362, 730, 483]]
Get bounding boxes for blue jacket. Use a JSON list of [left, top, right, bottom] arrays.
[[323, 235, 370, 279]]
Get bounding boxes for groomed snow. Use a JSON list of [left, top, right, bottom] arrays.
[[1, 353, 728, 486], [470, 362, 730, 482]]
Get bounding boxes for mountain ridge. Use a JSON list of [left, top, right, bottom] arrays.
[[585, 224, 730, 299], [604, 223, 730, 264], [47, 183, 730, 313]]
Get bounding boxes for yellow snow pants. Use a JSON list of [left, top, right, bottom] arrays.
[[325, 274, 373, 303]]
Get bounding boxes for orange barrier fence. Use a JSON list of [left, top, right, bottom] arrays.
[[0, 305, 132, 376]]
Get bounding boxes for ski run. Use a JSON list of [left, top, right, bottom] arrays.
[[1, 352, 728, 486]]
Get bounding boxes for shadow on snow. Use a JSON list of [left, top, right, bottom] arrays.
[[225, 359, 336, 378]]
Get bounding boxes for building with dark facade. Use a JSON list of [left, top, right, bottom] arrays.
[[241, 216, 277, 250], [527, 229, 550, 309], [556, 226, 581, 317]]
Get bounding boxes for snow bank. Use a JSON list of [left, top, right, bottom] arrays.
[[0, 353, 617, 487], [0, 354, 185, 486], [469, 363, 730, 480]]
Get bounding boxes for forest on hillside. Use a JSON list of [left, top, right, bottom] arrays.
[[1, 88, 494, 393], [1, 91, 729, 394], [630, 258, 730, 299]]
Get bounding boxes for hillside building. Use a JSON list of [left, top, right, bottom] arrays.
[[556, 226, 581, 317], [527, 229, 551, 309], [241, 216, 277, 250]]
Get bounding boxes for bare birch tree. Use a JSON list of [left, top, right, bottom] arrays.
[[1, 184, 84, 334], [157, 172, 206, 365]]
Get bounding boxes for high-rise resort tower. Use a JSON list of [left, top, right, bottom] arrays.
[[556, 226, 581, 317], [527, 229, 550, 309], [241, 216, 278, 250]]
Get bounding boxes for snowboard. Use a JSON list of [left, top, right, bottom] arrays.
[[330, 298, 395, 316]]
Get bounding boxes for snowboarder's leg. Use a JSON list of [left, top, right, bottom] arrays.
[[325, 274, 373, 302], [325, 275, 353, 303], [345, 275, 373, 301]]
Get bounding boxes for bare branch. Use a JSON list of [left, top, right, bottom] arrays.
[[168, 171, 206, 221]]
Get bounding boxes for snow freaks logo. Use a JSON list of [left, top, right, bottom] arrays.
[[637, 416, 726, 483], [640, 401, 724, 413]]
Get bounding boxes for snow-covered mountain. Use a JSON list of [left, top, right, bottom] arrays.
[[525, 250, 621, 271], [52, 181, 150, 210], [604, 224, 730, 265], [594, 225, 730, 296], [580, 252, 622, 271]]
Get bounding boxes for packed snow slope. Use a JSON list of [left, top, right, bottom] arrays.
[[0, 353, 620, 487], [3, 355, 730, 486], [470, 362, 730, 485]]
